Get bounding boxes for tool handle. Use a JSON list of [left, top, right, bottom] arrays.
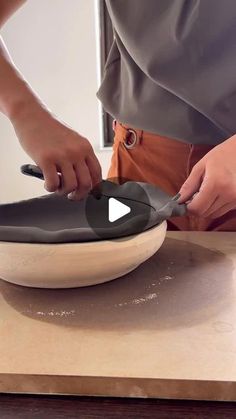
[[21, 164, 102, 199], [21, 164, 62, 187], [21, 164, 46, 180]]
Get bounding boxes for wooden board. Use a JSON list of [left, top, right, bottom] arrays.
[[0, 232, 236, 401]]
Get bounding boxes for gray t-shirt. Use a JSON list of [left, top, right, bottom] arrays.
[[97, 0, 236, 145]]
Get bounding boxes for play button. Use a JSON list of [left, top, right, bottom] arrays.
[[108, 198, 131, 223], [85, 177, 151, 241]]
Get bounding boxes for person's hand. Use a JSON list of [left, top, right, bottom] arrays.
[[178, 135, 236, 218], [12, 103, 102, 200]]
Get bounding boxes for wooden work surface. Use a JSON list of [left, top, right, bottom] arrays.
[[0, 232, 236, 401]]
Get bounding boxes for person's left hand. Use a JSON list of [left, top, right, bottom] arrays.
[[178, 135, 236, 219]]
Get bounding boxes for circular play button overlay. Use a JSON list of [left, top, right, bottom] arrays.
[[108, 197, 131, 222], [85, 177, 152, 241]]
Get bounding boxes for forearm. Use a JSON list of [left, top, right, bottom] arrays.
[[0, 0, 102, 198]]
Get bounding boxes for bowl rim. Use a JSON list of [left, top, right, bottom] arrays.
[[0, 221, 167, 249]]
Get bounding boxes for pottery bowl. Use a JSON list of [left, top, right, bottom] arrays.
[[0, 221, 167, 289]]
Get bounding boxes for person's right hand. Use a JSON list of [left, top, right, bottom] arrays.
[[12, 103, 102, 200]]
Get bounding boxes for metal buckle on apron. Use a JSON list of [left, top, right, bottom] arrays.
[[112, 119, 117, 131], [124, 129, 138, 149]]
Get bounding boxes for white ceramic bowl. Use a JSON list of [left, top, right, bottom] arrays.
[[0, 221, 167, 289]]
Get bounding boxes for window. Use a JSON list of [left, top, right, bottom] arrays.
[[99, 0, 114, 147]]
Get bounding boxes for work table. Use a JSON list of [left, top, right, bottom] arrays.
[[0, 232, 236, 402]]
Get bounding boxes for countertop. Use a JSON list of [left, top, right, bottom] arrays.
[[0, 232, 236, 402]]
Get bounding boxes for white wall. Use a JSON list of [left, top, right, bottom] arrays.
[[0, 0, 112, 203]]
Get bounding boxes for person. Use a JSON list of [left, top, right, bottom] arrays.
[[0, 0, 236, 231]]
